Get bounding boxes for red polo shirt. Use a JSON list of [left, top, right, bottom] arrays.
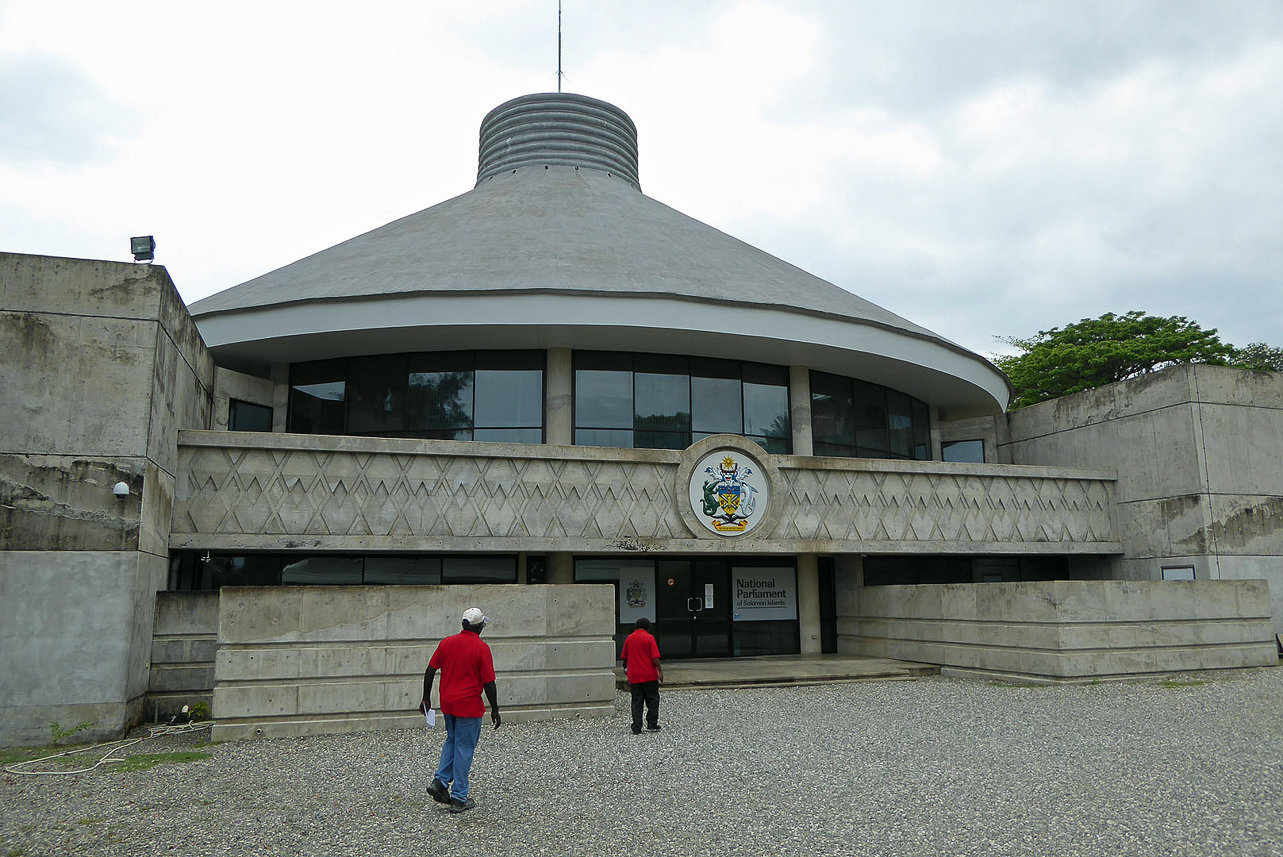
[[621, 628, 661, 684], [430, 629, 496, 718]]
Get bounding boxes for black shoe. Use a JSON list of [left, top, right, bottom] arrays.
[[646, 724, 661, 732], [448, 797, 476, 814], [427, 779, 450, 804], [631, 727, 641, 734]]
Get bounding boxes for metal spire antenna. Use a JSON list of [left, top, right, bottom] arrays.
[[557, 1, 564, 93]]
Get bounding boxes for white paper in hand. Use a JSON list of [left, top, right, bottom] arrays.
[[425, 707, 436, 727]]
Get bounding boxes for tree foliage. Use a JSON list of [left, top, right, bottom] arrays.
[[994, 311, 1235, 410], [1229, 342, 1283, 372]]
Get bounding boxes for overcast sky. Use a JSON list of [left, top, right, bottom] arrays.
[[3, 0, 1280, 357]]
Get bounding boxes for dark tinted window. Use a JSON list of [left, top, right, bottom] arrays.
[[811, 371, 855, 455], [691, 365, 742, 434], [853, 380, 889, 456], [475, 351, 543, 433], [742, 363, 790, 449], [575, 351, 634, 440], [942, 439, 985, 463], [575, 352, 790, 452], [347, 354, 409, 435], [634, 354, 690, 449], [289, 351, 542, 442], [810, 371, 930, 461], [229, 399, 273, 432]]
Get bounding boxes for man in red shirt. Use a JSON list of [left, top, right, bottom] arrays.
[[420, 607, 501, 813], [620, 616, 663, 734]]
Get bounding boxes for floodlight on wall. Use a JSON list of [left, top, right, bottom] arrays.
[[130, 235, 156, 262], [113, 481, 130, 498]]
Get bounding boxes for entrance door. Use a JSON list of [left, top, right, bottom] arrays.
[[653, 560, 731, 659]]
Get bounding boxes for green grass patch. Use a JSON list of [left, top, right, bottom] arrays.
[[1159, 678, 1209, 688], [0, 745, 98, 770], [987, 680, 1043, 688], [110, 751, 211, 772]]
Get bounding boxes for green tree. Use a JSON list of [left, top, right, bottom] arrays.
[[994, 311, 1234, 410], [1229, 342, 1283, 372]]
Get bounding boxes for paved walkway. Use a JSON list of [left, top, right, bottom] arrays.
[[3, 666, 1280, 857]]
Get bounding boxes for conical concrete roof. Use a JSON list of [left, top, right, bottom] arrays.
[[191, 93, 1009, 415]]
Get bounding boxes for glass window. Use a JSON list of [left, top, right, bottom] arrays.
[[347, 354, 409, 435], [912, 399, 931, 460], [573, 352, 790, 451], [443, 556, 517, 583], [853, 380, 889, 456], [290, 360, 347, 435], [281, 556, 364, 585], [634, 355, 690, 440], [475, 369, 542, 428], [743, 379, 790, 447], [810, 371, 930, 460], [691, 367, 742, 434], [810, 372, 854, 454], [576, 428, 634, 447], [202, 555, 282, 588], [365, 556, 442, 584], [941, 439, 985, 463], [476, 428, 544, 443], [475, 351, 543, 432], [887, 390, 913, 458], [168, 552, 524, 590], [409, 354, 474, 436], [575, 352, 634, 433], [229, 399, 273, 432], [290, 351, 544, 443]]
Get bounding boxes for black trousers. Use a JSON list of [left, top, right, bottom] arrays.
[[629, 680, 660, 731]]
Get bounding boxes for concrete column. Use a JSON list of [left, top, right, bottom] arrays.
[[789, 366, 813, 456], [517, 553, 528, 584], [546, 347, 573, 446], [928, 404, 942, 461], [834, 554, 863, 655], [270, 363, 290, 433], [548, 552, 574, 585], [797, 553, 821, 654]]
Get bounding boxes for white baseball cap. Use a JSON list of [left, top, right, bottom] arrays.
[[462, 607, 488, 626]]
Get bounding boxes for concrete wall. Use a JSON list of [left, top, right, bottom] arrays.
[[0, 253, 213, 746], [840, 579, 1277, 679], [149, 591, 219, 720], [999, 365, 1283, 634], [211, 584, 616, 741], [210, 367, 281, 432]]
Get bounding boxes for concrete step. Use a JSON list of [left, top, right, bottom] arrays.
[[615, 654, 939, 690]]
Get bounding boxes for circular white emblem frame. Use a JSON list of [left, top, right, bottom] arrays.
[[675, 435, 780, 539]]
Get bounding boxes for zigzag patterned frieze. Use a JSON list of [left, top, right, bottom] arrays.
[[173, 440, 1116, 547]]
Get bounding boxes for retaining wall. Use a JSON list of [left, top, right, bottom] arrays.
[[211, 583, 615, 741], [840, 579, 1277, 680]]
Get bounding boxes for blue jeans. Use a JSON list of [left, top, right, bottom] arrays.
[[434, 714, 483, 801]]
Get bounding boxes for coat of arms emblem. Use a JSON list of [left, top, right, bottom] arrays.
[[698, 454, 759, 533], [626, 578, 648, 608]]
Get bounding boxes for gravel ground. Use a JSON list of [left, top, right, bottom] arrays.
[[3, 668, 1281, 857]]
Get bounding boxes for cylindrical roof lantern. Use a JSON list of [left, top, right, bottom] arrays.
[[477, 93, 640, 189]]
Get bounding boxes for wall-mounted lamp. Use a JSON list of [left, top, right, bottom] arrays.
[[113, 481, 130, 498], [130, 235, 156, 262]]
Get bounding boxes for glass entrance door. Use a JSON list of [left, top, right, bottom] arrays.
[[653, 560, 730, 659]]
